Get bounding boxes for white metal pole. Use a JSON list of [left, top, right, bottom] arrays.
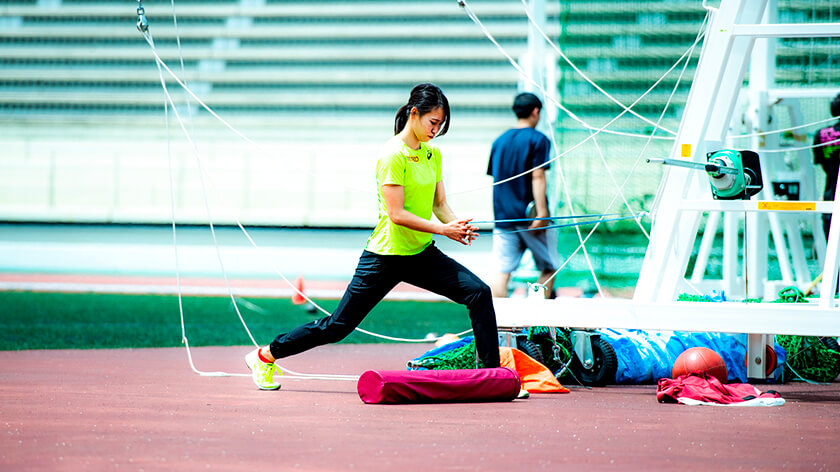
[[691, 212, 720, 283], [635, 0, 770, 302]]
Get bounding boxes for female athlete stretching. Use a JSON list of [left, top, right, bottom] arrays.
[[245, 83, 500, 389]]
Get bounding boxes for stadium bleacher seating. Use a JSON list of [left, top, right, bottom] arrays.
[[0, 0, 836, 225]]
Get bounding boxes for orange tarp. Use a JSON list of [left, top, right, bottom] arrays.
[[500, 347, 570, 394]]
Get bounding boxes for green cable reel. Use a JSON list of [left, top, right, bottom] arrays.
[[706, 149, 763, 200]]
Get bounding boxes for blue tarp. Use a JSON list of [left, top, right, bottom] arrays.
[[598, 329, 787, 384], [406, 332, 788, 384]]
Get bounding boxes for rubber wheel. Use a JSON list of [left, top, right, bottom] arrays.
[[818, 337, 840, 382], [516, 337, 545, 365], [821, 337, 840, 353], [569, 338, 617, 387]]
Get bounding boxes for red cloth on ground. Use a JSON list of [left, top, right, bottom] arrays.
[[657, 371, 782, 405]]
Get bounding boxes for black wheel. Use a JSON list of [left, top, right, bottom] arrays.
[[516, 337, 545, 365], [821, 337, 840, 353], [569, 338, 617, 387], [818, 337, 840, 382]]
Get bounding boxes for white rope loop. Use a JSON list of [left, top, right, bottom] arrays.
[[140, 0, 720, 379], [142, 17, 474, 383]]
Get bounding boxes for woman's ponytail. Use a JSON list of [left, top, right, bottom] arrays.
[[393, 104, 411, 135]]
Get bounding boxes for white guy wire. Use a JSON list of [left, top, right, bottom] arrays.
[[538, 9, 709, 291], [150, 29, 249, 377], [144, 30, 472, 350], [535, 81, 604, 296], [517, 0, 677, 137], [451, 26, 707, 197], [146, 32, 260, 348], [731, 114, 840, 139], [147, 31, 377, 381], [555, 162, 605, 296], [458, 0, 676, 140], [143, 46, 374, 194], [756, 136, 840, 154]]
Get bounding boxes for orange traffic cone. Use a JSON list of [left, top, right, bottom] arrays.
[[291, 275, 306, 305]]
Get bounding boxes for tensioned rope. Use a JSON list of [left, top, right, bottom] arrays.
[[732, 114, 840, 139], [147, 28, 358, 380], [139, 9, 476, 342], [496, 214, 647, 235], [451, 7, 707, 197], [139, 0, 714, 379], [513, 0, 677, 138], [511, 0, 697, 294], [139, 7, 478, 382], [472, 213, 622, 225], [460, 0, 710, 295], [456, 0, 677, 140], [527, 7, 710, 296], [137, 12, 636, 348], [758, 136, 840, 154]]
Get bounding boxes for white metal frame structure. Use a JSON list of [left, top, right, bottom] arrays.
[[688, 2, 834, 302], [494, 0, 840, 375]]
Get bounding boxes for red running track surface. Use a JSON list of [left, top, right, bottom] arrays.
[[1, 344, 838, 471]]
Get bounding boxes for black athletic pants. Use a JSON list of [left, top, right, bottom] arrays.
[[269, 243, 501, 368]]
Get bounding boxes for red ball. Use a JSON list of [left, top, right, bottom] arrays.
[[672, 347, 728, 383]]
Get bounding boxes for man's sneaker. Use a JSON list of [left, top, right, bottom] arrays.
[[517, 389, 530, 399], [245, 349, 281, 390]]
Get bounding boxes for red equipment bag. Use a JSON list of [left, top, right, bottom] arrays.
[[357, 367, 521, 404]]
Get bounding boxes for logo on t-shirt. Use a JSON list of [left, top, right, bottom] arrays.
[[819, 128, 840, 159], [407, 155, 420, 163]]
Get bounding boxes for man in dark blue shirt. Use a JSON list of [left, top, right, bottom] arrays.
[[487, 92, 558, 298]]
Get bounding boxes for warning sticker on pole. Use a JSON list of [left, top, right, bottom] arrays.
[[757, 201, 816, 211]]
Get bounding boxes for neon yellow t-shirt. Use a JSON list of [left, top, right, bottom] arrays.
[[365, 136, 443, 255]]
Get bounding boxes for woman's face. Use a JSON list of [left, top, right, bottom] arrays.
[[411, 107, 445, 142]]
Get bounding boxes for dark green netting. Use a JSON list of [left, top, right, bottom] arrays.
[[777, 336, 840, 383], [527, 327, 573, 375], [407, 339, 483, 370]]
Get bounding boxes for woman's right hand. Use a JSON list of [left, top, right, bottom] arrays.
[[441, 219, 479, 246]]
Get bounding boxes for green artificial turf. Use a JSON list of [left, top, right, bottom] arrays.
[[0, 291, 472, 350]]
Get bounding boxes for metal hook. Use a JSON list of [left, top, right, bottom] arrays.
[[136, 3, 149, 33], [527, 282, 547, 299]]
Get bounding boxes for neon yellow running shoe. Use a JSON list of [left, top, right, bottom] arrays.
[[245, 349, 281, 390]]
